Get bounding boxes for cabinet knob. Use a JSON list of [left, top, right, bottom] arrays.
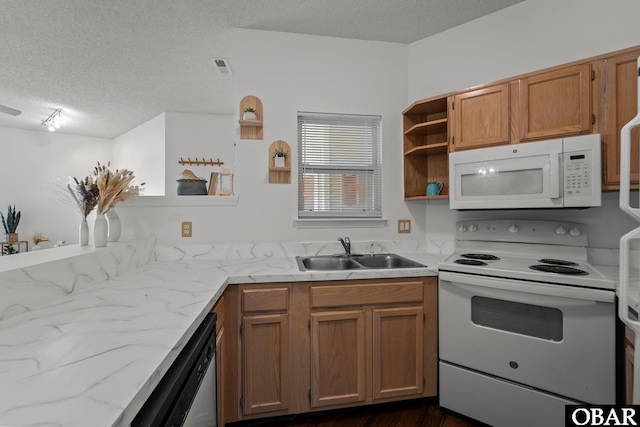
[[458, 225, 468, 232], [469, 224, 478, 232], [569, 226, 582, 237], [508, 224, 519, 233]]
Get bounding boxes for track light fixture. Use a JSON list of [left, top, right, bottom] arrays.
[[42, 108, 63, 132]]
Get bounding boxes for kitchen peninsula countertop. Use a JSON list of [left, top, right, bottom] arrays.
[[0, 243, 443, 427]]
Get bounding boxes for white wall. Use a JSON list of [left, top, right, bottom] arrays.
[[112, 113, 165, 196], [164, 112, 236, 195], [0, 127, 112, 245], [409, 0, 640, 249], [119, 30, 414, 245]]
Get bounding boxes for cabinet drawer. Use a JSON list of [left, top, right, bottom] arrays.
[[311, 281, 423, 308], [242, 287, 289, 313]]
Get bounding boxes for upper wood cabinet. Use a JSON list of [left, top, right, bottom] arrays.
[[518, 63, 593, 141], [602, 49, 640, 189], [451, 83, 510, 151]]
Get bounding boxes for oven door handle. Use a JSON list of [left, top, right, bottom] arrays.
[[439, 271, 614, 303]]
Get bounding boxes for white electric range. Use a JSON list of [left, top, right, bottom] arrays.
[[438, 219, 617, 427]]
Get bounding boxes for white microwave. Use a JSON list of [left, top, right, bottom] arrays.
[[448, 134, 601, 210]]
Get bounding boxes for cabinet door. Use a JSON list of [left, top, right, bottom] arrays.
[[626, 326, 635, 405], [603, 50, 640, 188], [519, 63, 592, 141], [452, 83, 510, 151], [242, 313, 289, 415], [372, 306, 424, 400], [310, 310, 365, 408]]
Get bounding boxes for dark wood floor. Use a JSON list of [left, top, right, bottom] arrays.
[[232, 400, 487, 427]]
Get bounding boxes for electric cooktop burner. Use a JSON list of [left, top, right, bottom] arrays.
[[460, 253, 500, 261], [454, 259, 488, 266], [529, 265, 589, 275], [538, 258, 579, 266]]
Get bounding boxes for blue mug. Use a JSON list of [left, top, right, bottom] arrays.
[[426, 181, 444, 196]]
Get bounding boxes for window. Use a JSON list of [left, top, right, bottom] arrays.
[[298, 112, 382, 218]]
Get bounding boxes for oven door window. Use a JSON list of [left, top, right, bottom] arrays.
[[471, 296, 563, 341]]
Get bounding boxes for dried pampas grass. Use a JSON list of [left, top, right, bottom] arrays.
[[93, 162, 143, 214], [67, 176, 99, 219]]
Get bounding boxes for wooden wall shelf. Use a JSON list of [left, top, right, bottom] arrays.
[[403, 96, 450, 200], [268, 140, 291, 184], [239, 96, 264, 140]]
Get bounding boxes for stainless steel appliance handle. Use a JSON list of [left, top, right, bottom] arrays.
[[439, 271, 614, 303]]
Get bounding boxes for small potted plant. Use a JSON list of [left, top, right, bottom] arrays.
[[274, 148, 288, 167], [1, 205, 20, 243], [243, 107, 258, 121]]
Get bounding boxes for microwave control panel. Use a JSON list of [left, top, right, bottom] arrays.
[[563, 150, 592, 198]]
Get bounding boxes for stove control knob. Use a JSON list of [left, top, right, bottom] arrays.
[[569, 226, 582, 237], [469, 224, 478, 232], [555, 226, 567, 235], [458, 224, 468, 232], [508, 224, 519, 233]]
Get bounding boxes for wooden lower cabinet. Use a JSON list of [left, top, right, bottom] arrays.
[[311, 310, 366, 408], [223, 277, 438, 424], [242, 313, 290, 415], [372, 306, 424, 400], [626, 326, 635, 404]]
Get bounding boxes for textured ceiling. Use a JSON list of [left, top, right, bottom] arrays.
[[0, 0, 523, 139]]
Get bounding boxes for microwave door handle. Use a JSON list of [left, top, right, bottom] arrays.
[[549, 153, 560, 199], [620, 57, 640, 220]]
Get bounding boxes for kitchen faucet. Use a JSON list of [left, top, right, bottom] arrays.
[[338, 237, 351, 255]]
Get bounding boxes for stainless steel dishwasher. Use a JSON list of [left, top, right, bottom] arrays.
[[133, 312, 217, 427]]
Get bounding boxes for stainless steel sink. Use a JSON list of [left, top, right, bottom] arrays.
[[296, 253, 425, 271], [299, 256, 361, 271]]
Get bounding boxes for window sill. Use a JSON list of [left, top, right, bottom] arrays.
[[119, 195, 239, 207], [294, 218, 388, 229]]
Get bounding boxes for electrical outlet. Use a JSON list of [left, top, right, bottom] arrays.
[[182, 221, 192, 237], [398, 219, 411, 234]]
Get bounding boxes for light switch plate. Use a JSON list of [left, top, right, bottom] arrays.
[[398, 219, 411, 233], [182, 221, 192, 237]]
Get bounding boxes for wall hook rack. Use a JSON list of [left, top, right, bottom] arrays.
[[178, 157, 225, 167]]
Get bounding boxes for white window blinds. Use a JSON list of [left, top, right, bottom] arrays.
[[298, 112, 382, 218]]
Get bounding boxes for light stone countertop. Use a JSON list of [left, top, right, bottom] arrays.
[[0, 245, 443, 427]]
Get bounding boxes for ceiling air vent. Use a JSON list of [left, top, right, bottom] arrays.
[[211, 58, 233, 76]]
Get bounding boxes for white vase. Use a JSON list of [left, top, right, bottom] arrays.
[[274, 156, 285, 167], [106, 209, 121, 242], [79, 219, 89, 246], [93, 214, 108, 248], [243, 111, 257, 120]]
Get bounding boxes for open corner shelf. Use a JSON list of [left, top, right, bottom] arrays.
[[403, 96, 450, 200]]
